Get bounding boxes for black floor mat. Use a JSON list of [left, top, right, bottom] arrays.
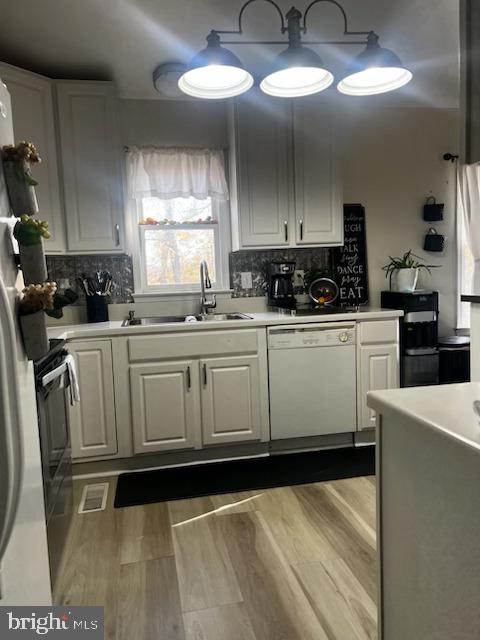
[[114, 446, 375, 508]]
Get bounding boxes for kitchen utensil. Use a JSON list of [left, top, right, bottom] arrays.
[[308, 278, 339, 305]]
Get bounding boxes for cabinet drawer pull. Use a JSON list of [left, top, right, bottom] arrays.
[[186, 366, 191, 390], [299, 219, 304, 241], [203, 363, 207, 386], [115, 223, 120, 246], [284, 220, 288, 242]]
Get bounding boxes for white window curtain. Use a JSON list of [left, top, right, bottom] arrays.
[[458, 162, 480, 289], [126, 147, 229, 201]]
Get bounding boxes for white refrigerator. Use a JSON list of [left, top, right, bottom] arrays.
[[0, 78, 52, 603]]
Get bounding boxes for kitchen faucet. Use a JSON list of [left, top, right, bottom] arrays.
[[200, 260, 216, 315]]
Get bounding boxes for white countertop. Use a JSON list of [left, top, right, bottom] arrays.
[[368, 383, 480, 452], [47, 307, 402, 340]]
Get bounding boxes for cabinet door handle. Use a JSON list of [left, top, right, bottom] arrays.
[[284, 220, 288, 242], [115, 224, 120, 246], [299, 219, 304, 241], [203, 363, 207, 386], [186, 366, 191, 390]]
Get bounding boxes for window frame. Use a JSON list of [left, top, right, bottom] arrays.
[[129, 197, 232, 296]]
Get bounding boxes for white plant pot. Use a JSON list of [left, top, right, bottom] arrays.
[[395, 268, 419, 292]]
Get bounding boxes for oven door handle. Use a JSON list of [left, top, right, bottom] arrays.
[[41, 361, 68, 387]]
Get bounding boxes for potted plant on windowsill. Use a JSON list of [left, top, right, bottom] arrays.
[[1, 141, 41, 216], [382, 250, 438, 292], [14, 214, 50, 285], [19, 282, 57, 360]]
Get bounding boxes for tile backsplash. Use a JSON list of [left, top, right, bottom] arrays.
[[46, 254, 134, 304], [47, 248, 335, 304], [229, 248, 332, 297]]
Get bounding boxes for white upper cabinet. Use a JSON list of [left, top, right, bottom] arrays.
[[230, 95, 343, 250], [0, 63, 66, 253], [293, 101, 343, 246], [56, 82, 124, 253], [230, 97, 291, 248]]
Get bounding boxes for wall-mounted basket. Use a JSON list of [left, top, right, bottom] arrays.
[[424, 227, 445, 252], [19, 310, 48, 361], [19, 240, 47, 285], [2, 160, 38, 217], [423, 196, 444, 222]]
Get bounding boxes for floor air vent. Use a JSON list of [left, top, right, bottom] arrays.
[[78, 482, 109, 514]]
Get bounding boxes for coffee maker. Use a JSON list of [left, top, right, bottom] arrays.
[[268, 261, 296, 309]]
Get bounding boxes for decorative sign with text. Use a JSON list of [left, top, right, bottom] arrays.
[[332, 204, 369, 306]]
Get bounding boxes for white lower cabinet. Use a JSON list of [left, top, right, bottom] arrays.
[[69, 340, 117, 459], [130, 360, 201, 454], [201, 355, 262, 445], [127, 329, 269, 454], [358, 343, 399, 430]]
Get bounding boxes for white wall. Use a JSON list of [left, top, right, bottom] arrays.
[[343, 105, 459, 334]]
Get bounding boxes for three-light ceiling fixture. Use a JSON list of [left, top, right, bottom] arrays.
[[178, 0, 413, 99]]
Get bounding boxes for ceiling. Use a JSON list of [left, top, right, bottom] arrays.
[[0, 0, 460, 106]]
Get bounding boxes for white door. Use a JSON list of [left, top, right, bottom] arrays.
[[0, 63, 65, 253], [68, 340, 118, 459], [293, 101, 343, 246], [130, 361, 200, 453], [359, 344, 399, 430], [200, 355, 262, 445], [233, 97, 292, 247], [56, 82, 123, 252]]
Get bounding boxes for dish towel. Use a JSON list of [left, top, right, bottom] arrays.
[[65, 354, 80, 405]]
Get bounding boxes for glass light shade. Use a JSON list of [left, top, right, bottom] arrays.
[[261, 66, 333, 97], [179, 64, 253, 99], [260, 45, 334, 97], [337, 36, 412, 96], [178, 35, 253, 99], [337, 66, 412, 96]]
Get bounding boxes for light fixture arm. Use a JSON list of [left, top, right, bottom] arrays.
[[302, 0, 371, 36], [215, 0, 287, 35], [212, 0, 376, 48]]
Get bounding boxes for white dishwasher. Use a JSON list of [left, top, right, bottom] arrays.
[[268, 323, 357, 439]]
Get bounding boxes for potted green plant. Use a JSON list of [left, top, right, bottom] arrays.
[[1, 141, 41, 216], [382, 250, 437, 292], [19, 282, 57, 360], [13, 214, 50, 285]]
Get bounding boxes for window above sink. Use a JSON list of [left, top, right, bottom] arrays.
[[126, 147, 231, 297]]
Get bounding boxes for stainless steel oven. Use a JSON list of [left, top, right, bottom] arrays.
[[34, 339, 73, 590]]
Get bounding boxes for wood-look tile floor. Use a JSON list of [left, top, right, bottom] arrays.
[[55, 475, 377, 640]]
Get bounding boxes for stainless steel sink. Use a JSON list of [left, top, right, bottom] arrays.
[[197, 313, 252, 322], [122, 313, 252, 327]]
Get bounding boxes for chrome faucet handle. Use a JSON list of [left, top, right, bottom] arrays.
[[204, 295, 217, 311]]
